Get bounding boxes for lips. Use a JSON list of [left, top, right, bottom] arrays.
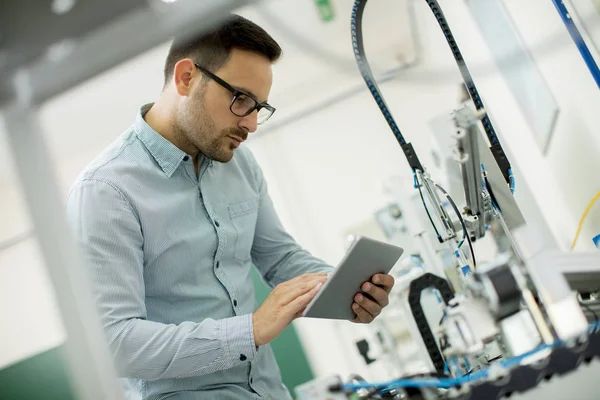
[[228, 135, 245, 148], [229, 136, 244, 143]]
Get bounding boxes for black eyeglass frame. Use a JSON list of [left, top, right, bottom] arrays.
[[194, 63, 275, 124]]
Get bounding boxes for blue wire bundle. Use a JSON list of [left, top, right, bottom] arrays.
[[340, 322, 600, 394]]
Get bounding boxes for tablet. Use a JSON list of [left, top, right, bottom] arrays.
[[302, 236, 404, 320]]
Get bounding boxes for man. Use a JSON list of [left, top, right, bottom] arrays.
[[67, 15, 394, 400]]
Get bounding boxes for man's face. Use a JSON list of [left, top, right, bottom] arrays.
[[176, 48, 273, 163]]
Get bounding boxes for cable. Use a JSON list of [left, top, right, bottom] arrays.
[[341, 321, 600, 394], [435, 183, 477, 268], [343, 342, 555, 392], [484, 176, 501, 212], [570, 191, 600, 250], [550, 0, 600, 89], [352, 0, 516, 186], [486, 354, 503, 363], [420, 0, 513, 183], [415, 173, 442, 242], [352, 0, 514, 184], [508, 168, 515, 195], [352, 0, 424, 172], [413, 171, 477, 268], [480, 163, 503, 212]]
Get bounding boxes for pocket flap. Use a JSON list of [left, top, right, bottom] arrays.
[[228, 199, 259, 218]]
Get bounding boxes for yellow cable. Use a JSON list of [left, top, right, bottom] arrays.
[[571, 191, 600, 250]]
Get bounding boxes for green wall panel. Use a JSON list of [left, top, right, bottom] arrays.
[[0, 347, 76, 400]]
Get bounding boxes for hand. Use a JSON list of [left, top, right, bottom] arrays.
[[252, 273, 327, 346], [352, 273, 395, 324]]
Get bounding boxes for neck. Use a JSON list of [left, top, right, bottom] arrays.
[[144, 94, 199, 157]]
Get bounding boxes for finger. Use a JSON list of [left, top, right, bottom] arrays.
[[287, 281, 323, 317], [352, 302, 374, 323], [372, 274, 395, 294], [282, 273, 328, 286], [354, 293, 382, 318], [361, 282, 389, 307], [278, 276, 327, 304]]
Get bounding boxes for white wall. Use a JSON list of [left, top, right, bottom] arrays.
[[0, 184, 66, 369], [502, 0, 600, 246]]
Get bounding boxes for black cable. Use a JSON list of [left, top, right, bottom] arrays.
[[351, 0, 424, 172], [487, 354, 503, 363], [352, 0, 513, 183], [421, 0, 512, 183], [439, 311, 447, 326], [484, 176, 501, 213], [435, 184, 477, 268], [415, 173, 442, 242]]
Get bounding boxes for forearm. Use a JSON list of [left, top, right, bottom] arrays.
[[107, 314, 256, 380]]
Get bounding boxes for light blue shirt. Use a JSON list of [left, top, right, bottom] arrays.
[[66, 104, 333, 400]]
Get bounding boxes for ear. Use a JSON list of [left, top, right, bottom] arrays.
[[172, 59, 197, 97]]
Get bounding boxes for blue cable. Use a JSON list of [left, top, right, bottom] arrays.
[[451, 356, 463, 377], [463, 357, 471, 373], [551, 0, 600, 89], [342, 322, 600, 392], [409, 255, 424, 269], [508, 168, 515, 195]]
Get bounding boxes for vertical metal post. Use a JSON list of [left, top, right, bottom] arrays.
[[3, 72, 123, 400], [452, 107, 484, 217]]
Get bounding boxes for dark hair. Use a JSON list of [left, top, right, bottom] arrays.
[[164, 14, 282, 86]]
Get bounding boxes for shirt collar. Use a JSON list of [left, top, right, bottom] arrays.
[[133, 103, 187, 178]]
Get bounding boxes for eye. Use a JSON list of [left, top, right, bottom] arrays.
[[232, 94, 256, 111]]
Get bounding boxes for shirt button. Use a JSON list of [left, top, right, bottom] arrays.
[[183, 156, 189, 161], [250, 377, 253, 384], [216, 262, 220, 269], [215, 220, 220, 227], [240, 354, 247, 361], [233, 300, 238, 307]]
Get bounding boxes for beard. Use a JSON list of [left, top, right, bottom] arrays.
[[175, 88, 247, 163]]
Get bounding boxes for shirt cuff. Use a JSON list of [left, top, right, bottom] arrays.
[[221, 314, 257, 367]]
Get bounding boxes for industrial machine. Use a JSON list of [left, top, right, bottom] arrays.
[[296, 0, 600, 399]]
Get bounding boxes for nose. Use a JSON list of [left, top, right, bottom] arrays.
[[238, 110, 258, 134]]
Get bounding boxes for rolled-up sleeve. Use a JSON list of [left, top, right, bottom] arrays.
[[66, 178, 256, 380], [247, 157, 334, 287]]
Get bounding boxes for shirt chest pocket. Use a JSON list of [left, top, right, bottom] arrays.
[[228, 199, 259, 261]]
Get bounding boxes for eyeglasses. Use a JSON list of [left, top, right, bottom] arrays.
[[194, 63, 276, 125]]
